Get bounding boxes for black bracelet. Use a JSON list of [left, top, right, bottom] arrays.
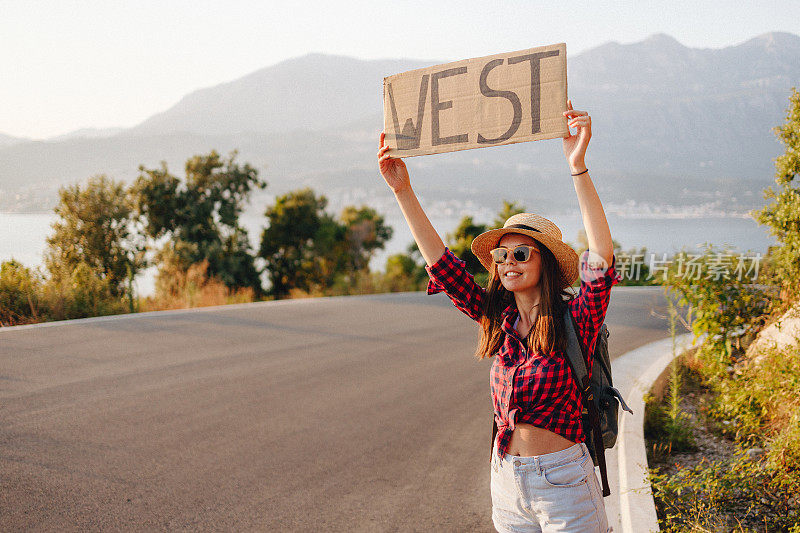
[[571, 168, 589, 176]]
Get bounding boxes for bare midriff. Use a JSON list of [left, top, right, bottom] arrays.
[[507, 422, 576, 457]]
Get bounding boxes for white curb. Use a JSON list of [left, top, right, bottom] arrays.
[[608, 332, 699, 533]]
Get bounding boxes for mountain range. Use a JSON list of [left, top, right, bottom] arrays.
[[1, 32, 798, 220]]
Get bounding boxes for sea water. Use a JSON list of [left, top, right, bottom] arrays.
[[1, 211, 776, 297]]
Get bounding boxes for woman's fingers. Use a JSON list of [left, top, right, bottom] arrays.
[[564, 99, 586, 118], [562, 100, 592, 165], [378, 133, 402, 166], [378, 144, 391, 159], [568, 116, 590, 127]]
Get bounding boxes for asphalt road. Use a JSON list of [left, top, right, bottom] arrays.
[[1, 286, 676, 532]]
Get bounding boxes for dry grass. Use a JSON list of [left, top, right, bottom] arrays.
[[140, 260, 256, 312]]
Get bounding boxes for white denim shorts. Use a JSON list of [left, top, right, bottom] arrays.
[[490, 437, 611, 533]]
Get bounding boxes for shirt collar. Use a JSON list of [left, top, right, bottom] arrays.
[[500, 302, 520, 339]]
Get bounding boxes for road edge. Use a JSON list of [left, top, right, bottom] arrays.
[[0, 291, 426, 333], [613, 332, 699, 533]]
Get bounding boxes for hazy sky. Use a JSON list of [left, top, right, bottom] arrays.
[[3, 0, 799, 139]]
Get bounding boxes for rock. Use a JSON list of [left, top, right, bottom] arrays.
[[746, 447, 764, 459], [747, 302, 800, 365]]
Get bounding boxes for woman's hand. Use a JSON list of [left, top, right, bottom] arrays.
[[377, 132, 445, 265], [378, 132, 411, 194], [562, 99, 591, 174]]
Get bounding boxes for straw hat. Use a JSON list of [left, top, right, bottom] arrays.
[[471, 213, 579, 289]]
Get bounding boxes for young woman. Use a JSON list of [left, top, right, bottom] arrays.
[[377, 100, 619, 533]]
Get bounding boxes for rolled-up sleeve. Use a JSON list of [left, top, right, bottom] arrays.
[[425, 247, 486, 322], [568, 249, 622, 374]]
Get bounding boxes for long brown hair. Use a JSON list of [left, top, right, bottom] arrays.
[[474, 241, 575, 360]]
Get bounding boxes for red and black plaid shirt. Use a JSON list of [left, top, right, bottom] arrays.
[[425, 247, 621, 460]]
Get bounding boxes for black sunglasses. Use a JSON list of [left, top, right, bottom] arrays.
[[490, 245, 540, 264]]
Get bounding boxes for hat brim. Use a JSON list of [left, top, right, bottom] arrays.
[[471, 227, 579, 289]]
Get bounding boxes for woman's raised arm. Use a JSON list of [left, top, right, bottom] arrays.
[[378, 132, 446, 266], [561, 100, 614, 267]]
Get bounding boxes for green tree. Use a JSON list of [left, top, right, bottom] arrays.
[[132, 150, 265, 295], [755, 87, 800, 303], [340, 206, 393, 272], [45, 175, 144, 298], [492, 200, 526, 228], [259, 188, 344, 298], [259, 190, 393, 298], [382, 242, 429, 292], [383, 254, 422, 292], [447, 216, 487, 275]]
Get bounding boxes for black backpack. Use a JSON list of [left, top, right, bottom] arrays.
[[489, 307, 633, 497]]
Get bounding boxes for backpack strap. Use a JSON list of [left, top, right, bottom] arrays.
[[563, 306, 589, 383], [490, 415, 498, 463], [563, 306, 612, 497], [608, 386, 634, 415]]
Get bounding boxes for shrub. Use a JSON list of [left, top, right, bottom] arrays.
[[650, 446, 800, 532], [664, 244, 773, 381], [41, 261, 127, 320], [0, 260, 43, 325], [379, 253, 428, 293], [644, 390, 696, 462], [142, 260, 254, 311], [649, 314, 800, 531]]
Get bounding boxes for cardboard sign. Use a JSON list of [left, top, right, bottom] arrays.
[[382, 43, 568, 157]]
